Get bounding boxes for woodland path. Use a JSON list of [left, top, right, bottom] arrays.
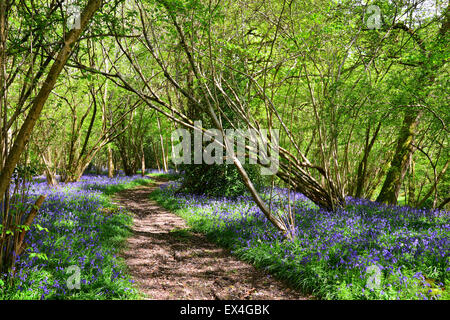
[[113, 178, 309, 300]]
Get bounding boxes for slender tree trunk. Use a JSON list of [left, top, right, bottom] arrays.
[[376, 111, 421, 204], [170, 130, 178, 173], [153, 142, 161, 171], [408, 154, 416, 206], [120, 149, 135, 176], [107, 145, 114, 178], [95, 162, 101, 175], [355, 121, 382, 199], [41, 150, 58, 186], [141, 141, 146, 176], [157, 116, 168, 172]]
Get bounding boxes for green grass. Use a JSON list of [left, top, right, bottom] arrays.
[[91, 178, 153, 196], [147, 172, 181, 180]]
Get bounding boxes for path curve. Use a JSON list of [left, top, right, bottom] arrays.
[[114, 178, 308, 300]]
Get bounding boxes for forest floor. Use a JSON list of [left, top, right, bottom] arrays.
[[113, 177, 307, 300]]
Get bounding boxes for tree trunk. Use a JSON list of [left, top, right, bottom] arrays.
[[41, 150, 58, 186], [408, 154, 416, 207], [120, 150, 136, 176], [141, 141, 146, 176], [355, 121, 382, 199], [157, 116, 168, 172], [153, 142, 161, 171], [95, 163, 101, 175], [0, 0, 103, 197], [376, 111, 421, 204], [108, 145, 114, 178], [64, 144, 106, 182]]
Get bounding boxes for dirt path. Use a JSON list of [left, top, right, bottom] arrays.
[[114, 179, 308, 300]]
